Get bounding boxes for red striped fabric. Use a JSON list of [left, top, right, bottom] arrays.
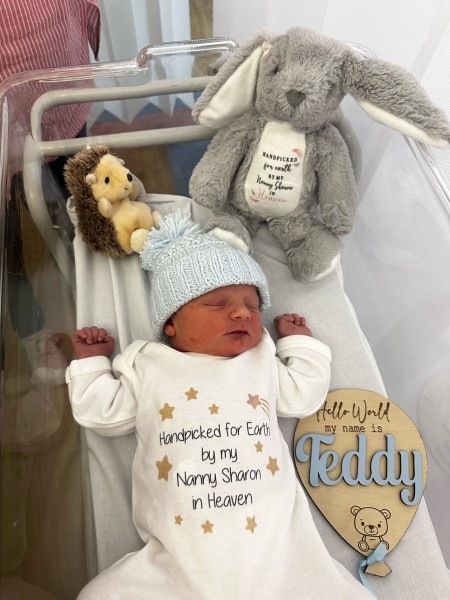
[[0, 0, 100, 142]]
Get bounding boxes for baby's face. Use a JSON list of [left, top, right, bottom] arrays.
[[163, 284, 263, 357]]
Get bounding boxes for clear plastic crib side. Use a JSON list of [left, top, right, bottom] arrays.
[[0, 39, 234, 600]]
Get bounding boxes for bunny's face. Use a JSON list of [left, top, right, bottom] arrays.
[[193, 26, 450, 147], [255, 30, 349, 132]]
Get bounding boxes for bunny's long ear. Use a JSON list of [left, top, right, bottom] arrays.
[[193, 32, 272, 129], [343, 54, 450, 147]]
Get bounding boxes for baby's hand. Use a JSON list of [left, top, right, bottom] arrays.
[[72, 326, 115, 360], [274, 313, 312, 338]]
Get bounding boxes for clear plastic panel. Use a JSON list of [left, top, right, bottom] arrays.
[[0, 40, 234, 600], [341, 128, 450, 565]]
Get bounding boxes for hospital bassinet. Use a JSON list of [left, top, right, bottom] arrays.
[[0, 39, 449, 600]]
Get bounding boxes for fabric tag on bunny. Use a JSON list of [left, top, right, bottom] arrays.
[[244, 121, 305, 217]]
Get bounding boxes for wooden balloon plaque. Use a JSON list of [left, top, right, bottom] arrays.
[[294, 389, 427, 576]]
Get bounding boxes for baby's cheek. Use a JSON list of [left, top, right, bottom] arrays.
[[253, 322, 264, 343]]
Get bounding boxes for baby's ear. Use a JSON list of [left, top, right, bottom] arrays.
[[163, 318, 176, 338]]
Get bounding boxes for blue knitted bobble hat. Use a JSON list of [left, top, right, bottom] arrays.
[[140, 212, 271, 338]]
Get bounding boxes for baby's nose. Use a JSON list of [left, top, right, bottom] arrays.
[[230, 304, 251, 319]]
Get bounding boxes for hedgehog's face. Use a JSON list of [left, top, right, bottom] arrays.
[[85, 153, 134, 203]]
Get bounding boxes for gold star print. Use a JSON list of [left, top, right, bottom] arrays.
[[266, 456, 279, 476], [185, 387, 198, 401], [156, 455, 173, 481], [247, 393, 261, 409], [209, 403, 219, 414], [255, 441, 263, 453], [246, 516, 257, 533], [174, 515, 183, 526], [159, 402, 175, 421], [201, 520, 214, 534]]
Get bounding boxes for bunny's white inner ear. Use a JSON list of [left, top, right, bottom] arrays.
[[357, 99, 449, 148], [198, 42, 272, 129]]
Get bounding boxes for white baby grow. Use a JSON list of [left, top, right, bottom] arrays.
[[2, 38, 449, 599]]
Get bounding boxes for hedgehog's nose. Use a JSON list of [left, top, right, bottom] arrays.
[[286, 89, 306, 107]]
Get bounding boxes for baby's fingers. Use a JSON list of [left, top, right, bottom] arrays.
[[292, 314, 306, 327], [93, 327, 109, 343], [72, 328, 89, 344], [274, 313, 292, 324], [72, 326, 108, 345]]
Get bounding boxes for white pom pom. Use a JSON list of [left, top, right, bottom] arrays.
[[140, 212, 202, 271]]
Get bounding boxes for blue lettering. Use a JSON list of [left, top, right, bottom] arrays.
[[341, 434, 372, 485], [295, 433, 423, 506], [296, 434, 341, 486], [399, 450, 423, 506]]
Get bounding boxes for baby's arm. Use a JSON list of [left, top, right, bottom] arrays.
[[274, 313, 312, 338], [274, 315, 331, 418], [72, 326, 115, 359], [68, 327, 140, 436]]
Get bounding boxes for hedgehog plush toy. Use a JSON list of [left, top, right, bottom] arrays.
[[64, 145, 159, 257]]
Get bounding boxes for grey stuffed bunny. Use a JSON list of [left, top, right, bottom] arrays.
[[189, 27, 450, 281]]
